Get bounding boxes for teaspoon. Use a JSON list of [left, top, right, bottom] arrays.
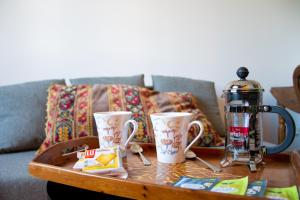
[[186, 150, 222, 173]]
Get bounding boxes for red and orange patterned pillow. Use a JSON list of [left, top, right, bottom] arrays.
[[38, 84, 223, 153]]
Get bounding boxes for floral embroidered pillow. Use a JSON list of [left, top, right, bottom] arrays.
[[38, 84, 223, 153], [38, 84, 94, 153]]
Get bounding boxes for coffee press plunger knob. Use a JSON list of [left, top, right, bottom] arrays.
[[237, 67, 249, 80]]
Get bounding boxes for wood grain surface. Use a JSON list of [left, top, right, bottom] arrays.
[[29, 137, 299, 200]]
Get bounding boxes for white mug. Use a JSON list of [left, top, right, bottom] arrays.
[[150, 112, 204, 164], [93, 111, 138, 151]]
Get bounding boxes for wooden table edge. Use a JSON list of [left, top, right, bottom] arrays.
[[28, 161, 266, 200]]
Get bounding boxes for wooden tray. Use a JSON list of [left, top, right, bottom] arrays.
[[29, 136, 300, 200]]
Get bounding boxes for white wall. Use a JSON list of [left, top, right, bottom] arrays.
[[0, 0, 300, 147]]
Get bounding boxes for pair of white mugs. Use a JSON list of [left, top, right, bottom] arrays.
[[94, 111, 204, 164]]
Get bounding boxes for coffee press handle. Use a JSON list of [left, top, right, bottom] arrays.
[[261, 105, 296, 155]]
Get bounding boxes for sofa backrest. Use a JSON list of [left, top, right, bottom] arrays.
[[0, 79, 65, 153]]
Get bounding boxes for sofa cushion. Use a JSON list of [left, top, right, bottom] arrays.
[[0, 151, 48, 200], [152, 75, 225, 136], [39, 84, 223, 153], [38, 84, 94, 153], [0, 79, 65, 153], [70, 74, 145, 86]]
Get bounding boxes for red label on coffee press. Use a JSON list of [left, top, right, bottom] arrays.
[[229, 126, 249, 136], [229, 126, 249, 148]]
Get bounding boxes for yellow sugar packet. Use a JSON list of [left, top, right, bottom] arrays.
[[73, 146, 123, 174], [211, 176, 248, 195], [96, 152, 117, 166], [265, 186, 299, 200]]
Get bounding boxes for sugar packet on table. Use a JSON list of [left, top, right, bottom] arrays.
[[173, 176, 219, 190], [73, 146, 127, 178], [246, 180, 267, 197], [265, 185, 299, 200], [211, 176, 248, 195]]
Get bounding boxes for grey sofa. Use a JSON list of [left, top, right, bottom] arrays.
[[0, 74, 224, 200]]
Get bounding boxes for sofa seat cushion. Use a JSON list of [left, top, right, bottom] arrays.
[[0, 151, 48, 200]]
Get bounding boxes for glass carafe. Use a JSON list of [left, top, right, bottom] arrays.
[[220, 67, 295, 172]]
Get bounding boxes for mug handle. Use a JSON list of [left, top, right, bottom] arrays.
[[124, 119, 138, 147], [184, 120, 204, 154]]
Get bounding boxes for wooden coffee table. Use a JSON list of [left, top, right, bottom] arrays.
[[29, 136, 300, 200]]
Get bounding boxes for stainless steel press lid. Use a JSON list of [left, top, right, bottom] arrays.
[[224, 67, 264, 93]]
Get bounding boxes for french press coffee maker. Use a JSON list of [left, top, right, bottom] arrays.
[[220, 67, 295, 172]]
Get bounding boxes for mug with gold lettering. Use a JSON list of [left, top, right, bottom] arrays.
[[93, 111, 138, 154], [150, 112, 204, 164]]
